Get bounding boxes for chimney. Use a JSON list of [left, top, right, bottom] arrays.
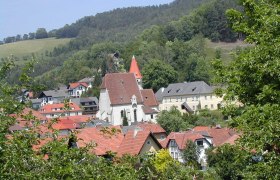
[[133, 127, 142, 138], [216, 124, 221, 129]]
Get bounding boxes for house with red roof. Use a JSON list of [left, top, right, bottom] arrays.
[[98, 56, 159, 125], [67, 82, 88, 98], [163, 131, 212, 164], [40, 102, 83, 118], [117, 127, 162, 156]]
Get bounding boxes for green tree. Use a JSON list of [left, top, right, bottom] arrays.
[[142, 59, 177, 91], [35, 28, 48, 39], [182, 140, 200, 168], [156, 106, 189, 134], [212, 0, 280, 178]]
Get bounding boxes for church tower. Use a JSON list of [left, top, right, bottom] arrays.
[[129, 55, 142, 89]]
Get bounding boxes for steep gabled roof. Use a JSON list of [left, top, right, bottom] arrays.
[[68, 82, 88, 90], [192, 126, 238, 146], [118, 129, 161, 156], [77, 126, 124, 156], [141, 89, 158, 107], [163, 131, 205, 149], [52, 119, 79, 130], [129, 55, 142, 79], [100, 73, 143, 105]]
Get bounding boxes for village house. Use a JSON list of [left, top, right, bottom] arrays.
[[97, 56, 159, 125], [39, 102, 83, 118], [117, 127, 162, 156], [164, 125, 239, 165], [71, 97, 99, 115], [38, 90, 69, 107], [163, 131, 211, 165], [67, 82, 88, 98], [78, 77, 94, 89], [155, 81, 223, 114]]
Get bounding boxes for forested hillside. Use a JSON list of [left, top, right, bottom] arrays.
[[3, 0, 241, 92]]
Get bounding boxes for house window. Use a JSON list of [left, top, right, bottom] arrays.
[[76, 112, 79, 115], [196, 96, 199, 101], [160, 135, 165, 140], [210, 95, 213, 99], [175, 152, 178, 160], [205, 105, 208, 109], [211, 104, 214, 109], [79, 86, 83, 90], [170, 140, 176, 147], [151, 114, 153, 119], [176, 98, 178, 102], [193, 106, 195, 110], [171, 152, 174, 158], [49, 97, 52, 101], [205, 96, 207, 100], [147, 140, 151, 145], [169, 98, 171, 102], [134, 109, 137, 122], [192, 97, 194, 101], [197, 140, 203, 146]]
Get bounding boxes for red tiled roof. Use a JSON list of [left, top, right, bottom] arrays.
[[222, 134, 240, 145], [137, 123, 166, 134], [163, 131, 204, 149], [207, 128, 237, 146], [77, 126, 124, 156], [141, 106, 158, 114], [192, 126, 210, 132], [40, 102, 82, 114], [117, 129, 151, 156], [140, 89, 158, 107], [100, 73, 143, 105], [69, 82, 88, 89], [192, 126, 238, 146], [56, 115, 91, 124], [129, 55, 142, 79], [52, 119, 78, 130]]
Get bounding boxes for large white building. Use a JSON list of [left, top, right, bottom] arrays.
[[97, 56, 159, 125], [155, 81, 223, 114]]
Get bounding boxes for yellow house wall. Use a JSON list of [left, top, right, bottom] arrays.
[[139, 136, 161, 155]]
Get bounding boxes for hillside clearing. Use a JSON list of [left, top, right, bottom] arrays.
[[0, 38, 72, 61]]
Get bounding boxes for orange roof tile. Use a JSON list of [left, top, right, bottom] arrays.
[[118, 129, 151, 156], [69, 82, 88, 89], [163, 131, 204, 149], [52, 119, 78, 130], [56, 115, 91, 124], [129, 55, 142, 79], [77, 126, 124, 156], [140, 89, 158, 107], [40, 102, 82, 114], [137, 123, 166, 134]]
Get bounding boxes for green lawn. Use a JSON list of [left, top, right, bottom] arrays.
[[0, 38, 72, 61]]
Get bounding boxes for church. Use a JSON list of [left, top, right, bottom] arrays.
[[97, 56, 159, 125]]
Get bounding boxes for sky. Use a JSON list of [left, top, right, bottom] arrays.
[[0, 0, 174, 40]]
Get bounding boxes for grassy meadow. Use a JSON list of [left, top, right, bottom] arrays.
[[0, 38, 71, 62]]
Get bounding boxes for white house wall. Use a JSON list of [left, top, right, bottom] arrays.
[[159, 94, 223, 113], [98, 89, 111, 121]]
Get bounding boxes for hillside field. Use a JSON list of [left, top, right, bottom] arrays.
[[0, 38, 72, 61], [205, 39, 252, 62]]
